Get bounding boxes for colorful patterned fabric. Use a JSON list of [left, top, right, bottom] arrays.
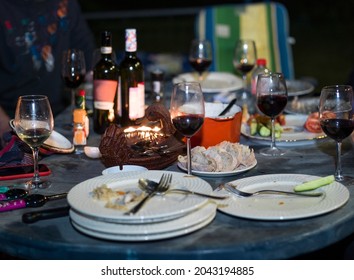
[[195, 2, 294, 79], [0, 133, 33, 167], [0, 0, 95, 118]]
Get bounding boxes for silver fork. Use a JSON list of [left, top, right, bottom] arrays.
[[124, 174, 170, 215], [158, 174, 229, 200], [221, 183, 323, 198]]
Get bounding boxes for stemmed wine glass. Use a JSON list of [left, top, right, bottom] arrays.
[[189, 39, 213, 81], [319, 85, 354, 183], [61, 49, 86, 127], [170, 82, 205, 175], [14, 95, 54, 189], [233, 40, 257, 101], [256, 73, 288, 156]]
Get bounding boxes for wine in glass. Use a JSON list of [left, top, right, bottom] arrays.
[[170, 82, 205, 175], [61, 49, 86, 127], [189, 39, 213, 81], [256, 73, 288, 156], [14, 95, 54, 189], [319, 85, 354, 183], [233, 39, 257, 105]]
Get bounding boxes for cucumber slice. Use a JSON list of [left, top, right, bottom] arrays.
[[294, 175, 335, 192]]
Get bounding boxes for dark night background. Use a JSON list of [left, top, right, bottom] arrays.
[[77, 0, 354, 92]]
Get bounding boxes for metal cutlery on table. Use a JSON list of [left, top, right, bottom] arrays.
[[22, 206, 70, 224], [124, 174, 171, 215], [139, 175, 228, 200], [220, 183, 323, 198]]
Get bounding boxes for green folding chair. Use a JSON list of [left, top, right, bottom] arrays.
[[195, 1, 295, 80]]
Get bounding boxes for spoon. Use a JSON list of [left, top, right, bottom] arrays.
[[218, 98, 237, 116], [138, 178, 228, 200]]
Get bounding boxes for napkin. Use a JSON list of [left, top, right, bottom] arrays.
[[0, 132, 52, 168]]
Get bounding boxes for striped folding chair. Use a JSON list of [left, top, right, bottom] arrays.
[[195, 1, 295, 80]]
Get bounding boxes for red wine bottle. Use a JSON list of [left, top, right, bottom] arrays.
[[118, 28, 145, 127], [93, 31, 119, 134]]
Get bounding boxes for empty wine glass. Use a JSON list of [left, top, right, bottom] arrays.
[[189, 39, 213, 81], [319, 85, 354, 183], [233, 40, 257, 104], [170, 82, 205, 175], [14, 95, 54, 189], [256, 73, 288, 156]]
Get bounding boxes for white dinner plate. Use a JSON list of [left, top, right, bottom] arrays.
[[285, 97, 320, 115], [177, 161, 257, 177], [67, 170, 212, 224], [102, 165, 148, 175], [215, 174, 349, 220], [71, 210, 216, 241], [172, 72, 243, 93], [286, 80, 315, 97], [42, 130, 74, 153], [70, 202, 216, 237], [241, 114, 326, 146]]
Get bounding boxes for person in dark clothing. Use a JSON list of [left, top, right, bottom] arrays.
[[0, 0, 95, 147]]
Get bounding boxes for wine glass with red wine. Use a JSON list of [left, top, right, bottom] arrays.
[[233, 40, 257, 102], [319, 85, 354, 183], [170, 82, 205, 175], [61, 49, 86, 127], [189, 39, 213, 81], [256, 73, 288, 156]]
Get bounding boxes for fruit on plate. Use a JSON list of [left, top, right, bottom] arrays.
[[304, 112, 322, 133]]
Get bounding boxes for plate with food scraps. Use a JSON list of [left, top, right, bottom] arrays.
[[177, 141, 257, 177], [241, 114, 326, 146], [173, 72, 243, 93], [285, 96, 320, 115], [286, 80, 315, 97], [69, 202, 216, 241], [67, 170, 212, 224], [177, 161, 257, 177], [215, 174, 349, 220], [70, 207, 216, 242]]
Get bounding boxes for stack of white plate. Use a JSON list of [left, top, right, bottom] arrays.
[[67, 170, 217, 241]]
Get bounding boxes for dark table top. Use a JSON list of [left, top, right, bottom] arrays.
[[1, 108, 354, 260]]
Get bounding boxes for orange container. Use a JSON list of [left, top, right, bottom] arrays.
[[191, 103, 242, 148]]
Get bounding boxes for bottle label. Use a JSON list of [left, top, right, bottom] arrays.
[[251, 77, 258, 95], [101, 46, 112, 54], [94, 101, 114, 110], [152, 81, 162, 93], [129, 83, 145, 120], [125, 29, 137, 52], [73, 125, 87, 146], [93, 80, 117, 109]]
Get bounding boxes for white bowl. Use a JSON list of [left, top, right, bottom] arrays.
[[84, 146, 102, 159], [102, 165, 148, 175]]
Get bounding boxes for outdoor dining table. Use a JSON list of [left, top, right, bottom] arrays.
[[0, 106, 354, 260]]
